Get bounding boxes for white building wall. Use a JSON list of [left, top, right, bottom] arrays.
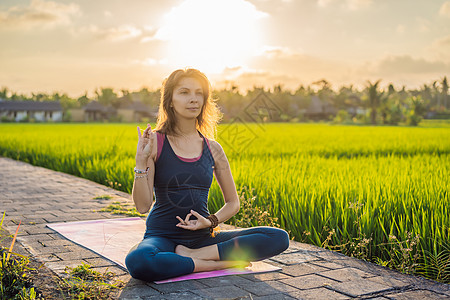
[[1, 110, 63, 122], [34, 111, 45, 121], [52, 111, 63, 121], [15, 111, 27, 121]]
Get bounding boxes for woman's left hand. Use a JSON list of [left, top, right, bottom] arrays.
[[176, 210, 211, 231]]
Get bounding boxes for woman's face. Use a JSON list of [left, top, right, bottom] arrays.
[[171, 77, 204, 120]]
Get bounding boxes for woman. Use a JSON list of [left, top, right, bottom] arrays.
[[125, 68, 289, 282]]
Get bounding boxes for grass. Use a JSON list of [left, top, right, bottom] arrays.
[[97, 201, 146, 217], [231, 186, 281, 229], [93, 195, 113, 200], [0, 121, 449, 282], [57, 263, 123, 300], [0, 213, 38, 299]]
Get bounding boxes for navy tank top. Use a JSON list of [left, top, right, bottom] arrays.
[[144, 130, 215, 241]]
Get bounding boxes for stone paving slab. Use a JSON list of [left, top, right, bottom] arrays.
[[1, 156, 450, 300]]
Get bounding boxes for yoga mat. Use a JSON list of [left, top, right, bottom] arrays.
[[47, 217, 145, 269], [47, 217, 281, 283]]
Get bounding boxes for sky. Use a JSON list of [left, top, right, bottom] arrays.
[[1, 0, 449, 97]]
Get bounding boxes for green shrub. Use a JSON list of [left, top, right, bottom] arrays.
[[0, 248, 38, 300], [0, 116, 13, 123]]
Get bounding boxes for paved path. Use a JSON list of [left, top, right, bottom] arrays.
[[0, 156, 449, 300]]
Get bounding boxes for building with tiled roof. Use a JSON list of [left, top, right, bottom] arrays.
[[0, 99, 63, 122]]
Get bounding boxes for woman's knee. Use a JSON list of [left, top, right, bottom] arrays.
[[244, 226, 290, 255], [277, 228, 290, 253], [125, 247, 159, 281], [264, 227, 290, 253]]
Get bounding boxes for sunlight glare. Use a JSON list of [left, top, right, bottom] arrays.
[[155, 0, 267, 74]]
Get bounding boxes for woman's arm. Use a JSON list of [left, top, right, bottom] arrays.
[[132, 155, 156, 213], [209, 140, 240, 223], [132, 125, 157, 214]]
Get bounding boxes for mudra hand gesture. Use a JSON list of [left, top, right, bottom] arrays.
[[136, 123, 156, 161], [176, 210, 211, 231]]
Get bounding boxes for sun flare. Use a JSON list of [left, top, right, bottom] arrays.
[[155, 0, 267, 74]]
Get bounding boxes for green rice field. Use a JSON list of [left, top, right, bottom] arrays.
[[0, 121, 449, 282]]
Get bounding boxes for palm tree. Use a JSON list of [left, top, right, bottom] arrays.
[[77, 93, 90, 107], [366, 80, 383, 125], [0, 87, 9, 99], [388, 83, 395, 95], [95, 88, 118, 108], [442, 76, 448, 110], [432, 80, 441, 110]]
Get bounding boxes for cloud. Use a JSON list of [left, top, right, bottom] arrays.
[[396, 24, 405, 34], [255, 46, 346, 76], [0, 0, 80, 30], [416, 17, 431, 33], [222, 66, 243, 75], [317, 0, 372, 10], [259, 45, 303, 58], [433, 35, 450, 48], [346, 0, 372, 10], [213, 69, 303, 91], [354, 55, 450, 89], [96, 25, 142, 41], [133, 58, 168, 66], [439, 1, 450, 17], [317, 0, 335, 7], [139, 26, 158, 43], [427, 35, 450, 62], [362, 55, 450, 76], [219, 48, 450, 91], [212, 46, 354, 90], [75, 24, 144, 42]]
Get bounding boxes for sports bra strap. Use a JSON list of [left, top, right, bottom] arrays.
[[155, 131, 212, 162]]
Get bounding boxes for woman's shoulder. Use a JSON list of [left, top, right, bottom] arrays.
[[207, 139, 228, 162], [207, 139, 223, 152]]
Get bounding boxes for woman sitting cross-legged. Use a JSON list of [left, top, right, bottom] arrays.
[[125, 68, 290, 282]]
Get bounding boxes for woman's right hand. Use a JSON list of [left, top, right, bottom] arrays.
[[136, 123, 156, 162]]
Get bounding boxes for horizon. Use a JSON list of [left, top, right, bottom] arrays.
[[1, 0, 449, 98], [1, 75, 448, 101]]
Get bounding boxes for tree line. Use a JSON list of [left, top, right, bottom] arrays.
[[0, 76, 448, 125]]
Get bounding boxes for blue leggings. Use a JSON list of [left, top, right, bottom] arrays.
[[125, 226, 289, 282]]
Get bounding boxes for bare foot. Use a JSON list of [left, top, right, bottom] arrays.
[[175, 244, 220, 260], [227, 260, 252, 270], [192, 258, 252, 273], [175, 244, 192, 258]]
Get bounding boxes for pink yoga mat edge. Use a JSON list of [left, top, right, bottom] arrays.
[[154, 261, 282, 284]]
